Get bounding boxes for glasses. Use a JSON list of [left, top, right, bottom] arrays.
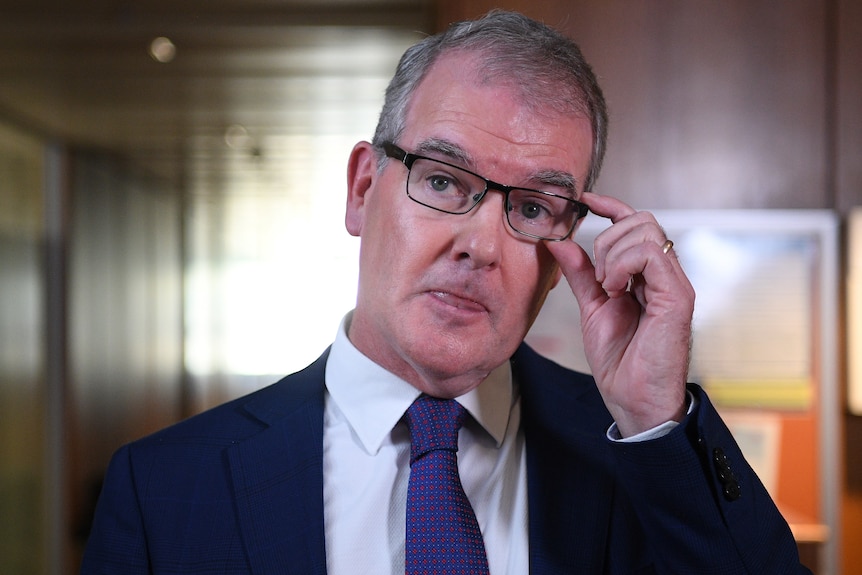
[[383, 142, 588, 241]]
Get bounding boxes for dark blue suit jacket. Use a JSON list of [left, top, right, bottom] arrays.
[[81, 344, 809, 574]]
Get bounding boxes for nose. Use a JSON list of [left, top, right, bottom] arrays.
[[452, 191, 507, 269]]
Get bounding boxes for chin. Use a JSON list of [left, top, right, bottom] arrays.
[[404, 334, 509, 388]]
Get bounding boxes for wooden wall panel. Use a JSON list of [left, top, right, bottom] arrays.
[[836, 0, 862, 212], [437, 0, 829, 210]]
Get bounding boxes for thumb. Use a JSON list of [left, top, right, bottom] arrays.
[[545, 239, 606, 312]]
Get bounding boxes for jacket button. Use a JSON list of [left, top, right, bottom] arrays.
[[723, 481, 741, 501], [712, 447, 741, 501]]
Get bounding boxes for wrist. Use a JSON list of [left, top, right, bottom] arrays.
[[611, 391, 691, 440]]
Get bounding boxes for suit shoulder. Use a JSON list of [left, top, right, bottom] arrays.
[[128, 350, 329, 454]]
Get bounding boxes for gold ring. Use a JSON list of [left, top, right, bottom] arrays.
[[661, 239, 674, 254]]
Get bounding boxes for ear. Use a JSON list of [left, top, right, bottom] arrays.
[[345, 141, 378, 237]]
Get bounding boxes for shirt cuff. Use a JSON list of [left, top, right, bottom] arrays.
[[606, 390, 697, 443]]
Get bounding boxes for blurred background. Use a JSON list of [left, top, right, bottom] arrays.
[[0, 0, 860, 573]]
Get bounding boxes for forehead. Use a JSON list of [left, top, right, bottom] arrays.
[[402, 53, 593, 186]]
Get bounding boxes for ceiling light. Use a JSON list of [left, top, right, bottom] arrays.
[[150, 37, 176, 63], [225, 125, 252, 149]]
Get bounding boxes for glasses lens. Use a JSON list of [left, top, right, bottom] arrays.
[[506, 189, 578, 240], [402, 154, 581, 241], [406, 158, 485, 214]]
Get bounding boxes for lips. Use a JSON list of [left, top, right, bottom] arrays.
[[428, 290, 488, 313]]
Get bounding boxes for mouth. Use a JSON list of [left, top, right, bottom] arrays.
[[428, 290, 488, 313]]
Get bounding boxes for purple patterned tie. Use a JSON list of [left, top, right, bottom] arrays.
[[404, 395, 490, 575]]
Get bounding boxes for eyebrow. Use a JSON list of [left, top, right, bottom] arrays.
[[412, 136, 579, 196], [533, 170, 576, 194], [413, 137, 473, 166]]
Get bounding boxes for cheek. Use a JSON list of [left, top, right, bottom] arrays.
[[361, 198, 425, 281], [539, 250, 562, 290], [518, 247, 560, 312]]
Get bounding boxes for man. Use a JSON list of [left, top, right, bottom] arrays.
[[82, 10, 810, 574]]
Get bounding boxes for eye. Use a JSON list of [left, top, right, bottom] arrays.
[[520, 202, 546, 220], [509, 197, 552, 221], [428, 175, 451, 192]]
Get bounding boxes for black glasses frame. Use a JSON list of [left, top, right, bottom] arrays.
[[382, 141, 588, 241]]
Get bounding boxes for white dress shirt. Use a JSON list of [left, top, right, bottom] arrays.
[[323, 313, 528, 575], [322, 312, 689, 574]]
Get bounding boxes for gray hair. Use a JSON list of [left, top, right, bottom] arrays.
[[372, 10, 608, 192]]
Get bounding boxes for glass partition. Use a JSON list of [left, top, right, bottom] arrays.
[[0, 121, 47, 574]]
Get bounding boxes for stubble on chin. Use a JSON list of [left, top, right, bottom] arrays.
[[393, 314, 515, 397]]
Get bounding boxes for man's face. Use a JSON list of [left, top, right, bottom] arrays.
[[345, 53, 594, 397]]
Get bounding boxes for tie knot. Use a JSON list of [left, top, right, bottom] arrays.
[[405, 395, 465, 464]]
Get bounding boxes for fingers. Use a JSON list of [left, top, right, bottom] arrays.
[[545, 237, 605, 309], [548, 192, 694, 311], [548, 193, 695, 435], [579, 193, 692, 300]]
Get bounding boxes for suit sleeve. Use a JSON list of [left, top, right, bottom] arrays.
[[79, 445, 150, 574], [610, 384, 812, 574]]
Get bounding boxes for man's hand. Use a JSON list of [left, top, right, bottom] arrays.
[[546, 192, 695, 438]]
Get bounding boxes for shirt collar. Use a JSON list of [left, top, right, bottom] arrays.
[[325, 311, 513, 454]]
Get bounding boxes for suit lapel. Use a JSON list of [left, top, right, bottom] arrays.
[[227, 350, 330, 575], [221, 343, 621, 575], [514, 344, 617, 575]]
